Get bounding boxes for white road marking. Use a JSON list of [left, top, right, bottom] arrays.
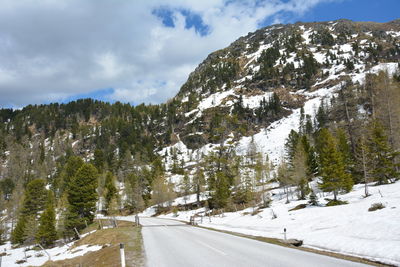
[[195, 240, 227, 256]]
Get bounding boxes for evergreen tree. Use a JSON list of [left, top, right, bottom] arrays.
[[93, 149, 105, 171], [285, 130, 300, 165], [318, 129, 353, 201], [104, 172, 117, 212], [193, 161, 206, 205], [181, 172, 192, 204], [60, 156, 84, 194], [336, 128, 353, 173], [301, 135, 318, 177], [20, 179, 47, 217], [316, 101, 328, 129], [291, 141, 310, 200], [66, 163, 98, 233], [367, 121, 399, 184], [0, 223, 6, 245], [125, 172, 145, 213], [36, 192, 57, 248], [212, 172, 231, 209], [0, 178, 15, 200], [11, 216, 27, 245], [11, 179, 47, 245], [308, 190, 319, 206]]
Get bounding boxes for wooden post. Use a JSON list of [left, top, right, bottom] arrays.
[[120, 243, 126, 267], [74, 228, 81, 239], [38, 243, 51, 261], [135, 214, 139, 226]]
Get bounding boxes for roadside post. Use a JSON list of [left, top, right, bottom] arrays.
[[74, 227, 81, 239], [135, 214, 140, 226], [284, 228, 287, 240], [38, 243, 51, 261], [120, 243, 126, 267]]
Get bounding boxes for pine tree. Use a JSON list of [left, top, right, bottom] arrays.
[[367, 121, 399, 184], [301, 136, 318, 177], [316, 101, 328, 129], [125, 172, 145, 213], [93, 149, 105, 171], [11, 216, 27, 245], [193, 161, 206, 206], [20, 179, 47, 217], [318, 128, 353, 201], [0, 223, 6, 245], [66, 163, 98, 233], [308, 190, 319, 206], [285, 130, 300, 165], [36, 192, 57, 248], [181, 172, 191, 204], [291, 141, 310, 200], [104, 172, 117, 213], [212, 172, 231, 209], [336, 128, 353, 173], [0, 178, 15, 200], [11, 179, 47, 245], [61, 156, 84, 193]]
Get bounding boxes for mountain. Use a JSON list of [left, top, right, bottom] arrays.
[[171, 19, 400, 145], [0, 19, 399, 253]]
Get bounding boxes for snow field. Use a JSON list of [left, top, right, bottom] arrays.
[[0, 239, 103, 267]]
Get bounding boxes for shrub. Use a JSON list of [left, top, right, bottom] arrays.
[[326, 199, 348, 206], [368, 202, 385, 212], [289, 204, 307, 211]]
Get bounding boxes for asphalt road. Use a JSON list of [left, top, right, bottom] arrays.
[[140, 217, 371, 267]]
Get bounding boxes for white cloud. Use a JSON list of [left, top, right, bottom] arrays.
[[0, 67, 16, 84], [93, 52, 127, 80], [0, 0, 336, 107]]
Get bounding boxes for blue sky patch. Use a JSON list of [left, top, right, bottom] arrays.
[[62, 88, 115, 104], [153, 7, 210, 36], [152, 7, 175, 28]]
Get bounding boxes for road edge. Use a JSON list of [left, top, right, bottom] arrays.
[[190, 223, 394, 267]]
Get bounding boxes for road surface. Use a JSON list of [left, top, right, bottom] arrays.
[[140, 217, 371, 267]]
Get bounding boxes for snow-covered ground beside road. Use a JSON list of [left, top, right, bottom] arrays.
[[0, 231, 102, 267]]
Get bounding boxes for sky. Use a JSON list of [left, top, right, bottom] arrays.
[[0, 0, 398, 108]]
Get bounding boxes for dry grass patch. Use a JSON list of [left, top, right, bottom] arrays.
[[41, 221, 144, 267]]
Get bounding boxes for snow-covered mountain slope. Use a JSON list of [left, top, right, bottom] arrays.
[[161, 60, 399, 178], [158, 19, 400, 176], [155, 181, 400, 266]]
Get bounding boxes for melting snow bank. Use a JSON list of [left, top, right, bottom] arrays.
[[157, 182, 400, 266], [0, 231, 102, 266]]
